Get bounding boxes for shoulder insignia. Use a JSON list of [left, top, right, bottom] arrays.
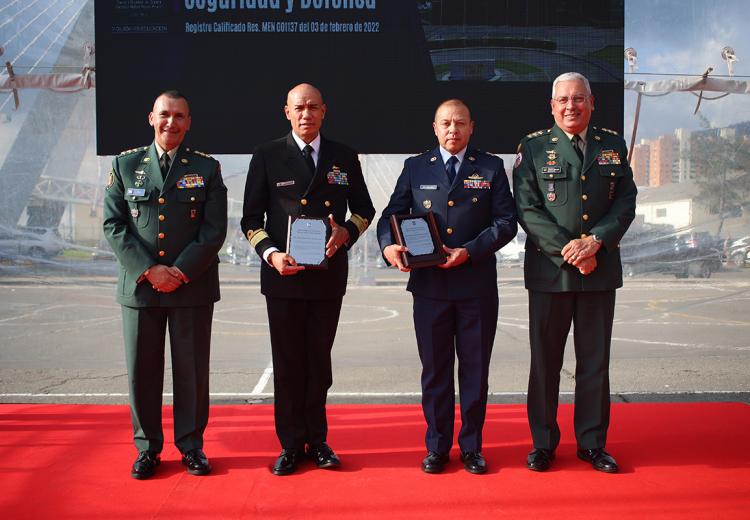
[[118, 146, 147, 156], [191, 149, 214, 159], [601, 127, 619, 135], [526, 129, 548, 139], [106, 170, 115, 190]]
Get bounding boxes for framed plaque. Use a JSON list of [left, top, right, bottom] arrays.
[[389, 211, 447, 268], [286, 216, 330, 269]]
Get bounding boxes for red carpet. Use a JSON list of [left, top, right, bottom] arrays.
[[1, 403, 748, 519]]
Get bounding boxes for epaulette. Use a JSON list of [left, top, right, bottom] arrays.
[[118, 146, 148, 156], [600, 127, 619, 135], [189, 149, 214, 159], [526, 128, 551, 139]]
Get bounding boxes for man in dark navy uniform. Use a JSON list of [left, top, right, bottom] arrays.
[[103, 90, 227, 479], [377, 99, 517, 474], [513, 72, 637, 473], [241, 83, 375, 476]]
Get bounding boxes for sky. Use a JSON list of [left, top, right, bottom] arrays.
[[624, 0, 750, 140]]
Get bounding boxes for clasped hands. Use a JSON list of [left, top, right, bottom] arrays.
[[269, 214, 349, 276], [383, 244, 468, 272], [561, 236, 601, 276], [144, 264, 189, 293]]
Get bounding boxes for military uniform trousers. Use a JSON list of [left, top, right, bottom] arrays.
[[121, 304, 213, 454], [527, 290, 616, 451], [265, 295, 343, 450], [413, 293, 498, 455]]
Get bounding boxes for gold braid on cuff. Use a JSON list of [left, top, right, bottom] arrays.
[[248, 229, 270, 249], [349, 214, 369, 236]]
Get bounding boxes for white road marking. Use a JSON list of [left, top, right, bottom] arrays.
[[251, 360, 274, 395]]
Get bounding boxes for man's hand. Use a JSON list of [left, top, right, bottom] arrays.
[[269, 251, 305, 276], [562, 236, 601, 266], [144, 264, 183, 293], [383, 244, 411, 272], [576, 255, 598, 276], [325, 214, 350, 258], [438, 245, 469, 269], [168, 265, 189, 284]]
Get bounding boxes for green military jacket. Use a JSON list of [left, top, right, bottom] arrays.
[[103, 143, 228, 307], [512, 124, 637, 292]]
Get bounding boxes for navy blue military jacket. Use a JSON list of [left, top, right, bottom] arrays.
[[241, 133, 375, 300], [377, 146, 517, 300], [513, 124, 637, 292], [103, 143, 228, 307]]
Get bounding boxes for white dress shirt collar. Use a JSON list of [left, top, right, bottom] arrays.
[[291, 131, 322, 166]]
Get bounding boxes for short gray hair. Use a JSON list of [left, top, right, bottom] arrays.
[[552, 72, 591, 98]]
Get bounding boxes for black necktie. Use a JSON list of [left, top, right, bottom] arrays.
[[302, 145, 316, 176], [160, 152, 171, 179], [446, 156, 458, 184], [572, 135, 584, 164]]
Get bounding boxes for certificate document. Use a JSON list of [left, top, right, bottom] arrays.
[[287, 216, 328, 268], [400, 217, 435, 256]]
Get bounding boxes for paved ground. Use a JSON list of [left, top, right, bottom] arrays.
[[1, 262, 748, 405]]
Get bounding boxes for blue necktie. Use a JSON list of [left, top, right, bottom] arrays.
[[446, 156, 458, 184]]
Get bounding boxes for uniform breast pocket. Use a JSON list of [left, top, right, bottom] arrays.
[[598, 165, 624, 200], [176, 188, 206, 222], [537, 167, 568, 206], [413, 186, 440, 212], [124, 194, 151, 228]]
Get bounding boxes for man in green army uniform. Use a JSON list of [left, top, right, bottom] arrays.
[[103, 90, 227, 479], [513, 72, 637, 473]]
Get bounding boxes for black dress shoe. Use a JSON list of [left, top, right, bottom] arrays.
[[272, 449, 302, 476], [421, 451, 449, 474], [181, 448, 212, 476], [577, 447, 619, 473], [460, 452, 487, 474], [131, 450, 160, 480], [307, 443, 341, 469], [526, 448, 555, 472]]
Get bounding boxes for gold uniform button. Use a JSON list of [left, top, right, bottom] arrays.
[[582, 214, 589, 221], [158, 197, 165, 205], [301, 198, 308, 206], [448, 200, 455, 207], [548, 174, 554, 178], [446, 227, 453, 234], [324, 200, 331, 208], [582, 194, 588, 201], [158, 232, 165, 239], [158, 214, 165, 221], [158, 250, 166, 257], [472, 197, 478, 203], [190, 196, 196, 202], [581, 175, 587, 181], [611, 172, 616, 177]]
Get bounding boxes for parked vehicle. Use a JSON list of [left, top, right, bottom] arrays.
[[0, 225, 64, 259], [497, 231, 526, 265], [620, 224, 723, 279], [727, 236, 750, 268]]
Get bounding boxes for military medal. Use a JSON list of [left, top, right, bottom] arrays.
[[190, 209, 198, 219], [547, 192, 556, 202], [546, 150, 557, 162], [547, 182, 556, 201]]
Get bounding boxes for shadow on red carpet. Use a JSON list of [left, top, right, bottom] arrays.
[[1, 403, 748, 519]]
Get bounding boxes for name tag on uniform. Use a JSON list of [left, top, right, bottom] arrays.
[[419, 185, 438, 190], [542, 166, 562, 174], [126, 188, 146, 197], [276, 180, 295, 187]]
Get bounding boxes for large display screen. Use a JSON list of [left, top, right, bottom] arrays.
[[95, 0, 623, 154]]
